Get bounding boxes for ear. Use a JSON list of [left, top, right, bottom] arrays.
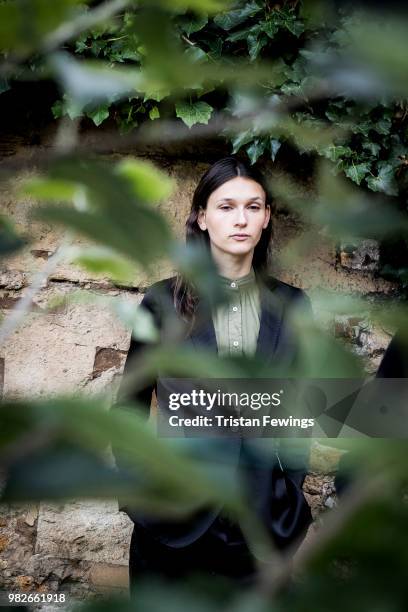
[[263, 204, 271, 229], [197, 208, 207, 231]]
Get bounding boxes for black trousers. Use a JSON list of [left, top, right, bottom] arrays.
[[128, 519, 257, 590]]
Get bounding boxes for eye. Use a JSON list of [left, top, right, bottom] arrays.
[[220, 205, 232, 210], [248, 204, 261, 211]]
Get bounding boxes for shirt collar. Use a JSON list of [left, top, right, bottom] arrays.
[[218, 267, 257, 291]]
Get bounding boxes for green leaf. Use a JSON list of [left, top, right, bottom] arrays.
[[114, 299, 160, 343], [246, 138, 266, 164], [30, 158, 173, 267], [115, 158, 175, 203], [71, 246, 136, 284], [184, 45, 208, 63], [51, 99, 64, 119], [344, 162, 371, 185], [226, 27, 251, 43], [366, 162, 398, 196], [284, 18, 304, 37], [247, 33, 268, 61], [178, 14, 208, 36], [0, 0, 86, 55], [149, 105, 160, 120], [362, 141, 381, 156], [50, 53, 143, 109], [21, 178, 80, 201], [230, 130, 254, 154], [321, 144, 353, 162], [86, 105, 110, 127], [175, 100, 213, 128], [0, 215, 26, 255], [270, 138, 281, 162], [262, 21, 279, 39], [143, 86, 171, 102], [214, 1, 263, 31], [374, 117, 392, 135]]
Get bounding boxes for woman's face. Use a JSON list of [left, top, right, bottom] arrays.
[[198, 176, 270, 261]]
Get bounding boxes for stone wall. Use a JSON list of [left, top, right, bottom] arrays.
[[0, 148, 399, 599]]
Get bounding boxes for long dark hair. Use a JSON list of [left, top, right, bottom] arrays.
[[173, 156, 273, 323]]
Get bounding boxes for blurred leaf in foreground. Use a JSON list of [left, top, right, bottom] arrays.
[[21, 156, 174, 267], [0, 215, 26, 255]]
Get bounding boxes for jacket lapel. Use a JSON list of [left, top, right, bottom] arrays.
[[255, 277, 284, 363]]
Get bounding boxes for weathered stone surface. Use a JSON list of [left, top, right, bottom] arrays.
[[90, 562, 129, 588], [271, 216, 394, 294], [309, 442, 346, 474], [333, 314, 393, 373], [35, 501, 133, 565], [339, 239, 379, 271], [0, 503, 38, 590], [0, 283, 138, 399]]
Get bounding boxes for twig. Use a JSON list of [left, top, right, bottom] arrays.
[[0, 0, 134, 79], [42, 0, 134, 53], [0, 239, 70, 348]]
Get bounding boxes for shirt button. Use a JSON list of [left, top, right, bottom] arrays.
[[233, 341, 239, 347], [230, 282, 236, 288], [232, 306, 238, 312]]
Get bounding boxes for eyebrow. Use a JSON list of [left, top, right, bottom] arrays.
[[216, 197, 264, 204]]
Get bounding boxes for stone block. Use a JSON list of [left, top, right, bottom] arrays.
[[35, 500, 133, 564]]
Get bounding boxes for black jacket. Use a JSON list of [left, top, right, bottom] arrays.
[[113, 273, 313, 550]]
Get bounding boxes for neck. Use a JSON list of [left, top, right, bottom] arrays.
[[211, 247, 254, 280]]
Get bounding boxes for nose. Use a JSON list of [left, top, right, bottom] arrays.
[[234, 207, 248, 227]]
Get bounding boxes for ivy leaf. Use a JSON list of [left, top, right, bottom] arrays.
[[175, 100, 213, 128], [246, 138, 266, 164], [284, 18, 304, 37], [214, 1, 263, 31], [86, 105, 110, 127], [143, 87, 171, 103], [270, 138, 281, 162], [362, 141, 381, 156], [321, 144, 353, 162], [184, 45, 208, 63], [230, 130, 254, 154], [51, 99, 64, 119], [226, 28, 251, 43], [374, 117, 392, 135], [205, 37, 223, 59], [366, 162, 398, 196], [178, 14, 208, 36], [149, 106, 160, 120], [344, 162, 371, 185], [351, 120, 372, 137], [262, 21, 279, 39], [248, 33, 268, 61]]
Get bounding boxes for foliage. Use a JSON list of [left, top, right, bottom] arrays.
[[1, 0, 408, 609], [40, 1, 408, 200]]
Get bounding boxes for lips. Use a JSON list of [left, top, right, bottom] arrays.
[[231, 234, 250, 240]]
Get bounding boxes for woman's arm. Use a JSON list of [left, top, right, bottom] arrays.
[[110, 286, 163, 481]]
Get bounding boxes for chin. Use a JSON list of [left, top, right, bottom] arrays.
[[224, 243, 254, 256]]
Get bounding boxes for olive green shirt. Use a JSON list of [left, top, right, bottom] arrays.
[[212, 268, 310, 471], [212, 268, 261, 357]]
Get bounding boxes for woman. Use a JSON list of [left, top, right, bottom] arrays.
[[115, 156, 313, 588]]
